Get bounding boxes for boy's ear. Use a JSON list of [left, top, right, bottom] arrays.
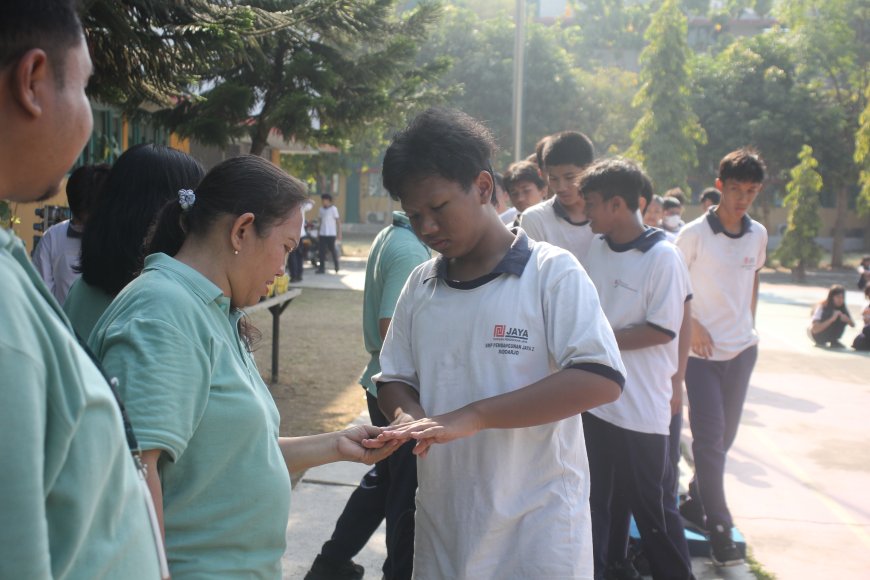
[[475, 170, 493, 205], [715, 178, 724, 192]]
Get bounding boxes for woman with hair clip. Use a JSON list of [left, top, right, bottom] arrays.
[[809, 284, 855, 348], [64, 143, 205, 339], [89, 155, 398, 579]]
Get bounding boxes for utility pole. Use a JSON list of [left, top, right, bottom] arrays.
[[512, 0, 526, 162]]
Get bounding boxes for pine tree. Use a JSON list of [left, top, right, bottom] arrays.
[[158, 0, 447, 156], [776, 145, 824, 282], [627, 0, 706, 193]]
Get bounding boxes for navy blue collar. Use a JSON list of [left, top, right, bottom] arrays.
[[601, 226, 667, 253], [422, 228, 534, 284], [553, 199, 589, 226], [706, 207, 753, 239]]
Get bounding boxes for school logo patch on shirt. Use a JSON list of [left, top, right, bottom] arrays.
[[741, 256, 757, 270], [487, 324, 534, 355]]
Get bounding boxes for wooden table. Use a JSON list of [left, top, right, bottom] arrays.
[[243, 288, 302, 384]]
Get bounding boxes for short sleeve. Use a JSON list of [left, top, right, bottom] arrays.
[[377, 238, 429, 320], [374, 270, 421, 392], [543, 255, 625, 385], [96, 318, 211, 461], [756, 224, 768, 270], [645, 247, 692, 337], [674, 227, 696, 270], [31, 231, 54, 293], [519, 212, 545, 243], [811, 306, 824, 322], [0, 349, 51, 578]]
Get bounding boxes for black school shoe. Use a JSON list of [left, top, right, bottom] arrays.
[[679, 496, 707, 533], [709, 524, 743, 567], [304, 554, 365, 580], [604, 559, 642, 580]]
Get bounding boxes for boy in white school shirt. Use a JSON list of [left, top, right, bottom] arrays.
[[519, 131, 596, 265], [370, 108, 626, 579], [580, 158, 695, 580], [675, 149, 768, 567]]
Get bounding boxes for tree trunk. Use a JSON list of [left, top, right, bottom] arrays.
[[831, 185, 848, 268], [794, 261, 806, 283], [249, 137, 267, 157]]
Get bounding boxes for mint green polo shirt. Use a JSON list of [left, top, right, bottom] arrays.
[[0, 228, 161, 579], [359, 212, 430, 396], [63, 277, 114, 341], [90, 253, 292, 579]]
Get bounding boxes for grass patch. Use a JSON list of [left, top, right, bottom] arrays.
[[248, 288, 369, 438], [746, 546, 777, 580]]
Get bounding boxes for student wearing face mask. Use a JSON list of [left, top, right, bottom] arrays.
[[661, 197, 684, 238]]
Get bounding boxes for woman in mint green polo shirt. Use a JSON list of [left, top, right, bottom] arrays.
[[64, 143, 205, 340], [90, 155, 398, 579]]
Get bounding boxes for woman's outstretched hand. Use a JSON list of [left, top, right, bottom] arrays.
[[338, 424, 399, 465]]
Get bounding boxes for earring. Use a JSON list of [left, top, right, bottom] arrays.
[[234, 250, 239, 255]]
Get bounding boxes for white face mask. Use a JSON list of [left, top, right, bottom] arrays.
[[663, 214, 681, 230]]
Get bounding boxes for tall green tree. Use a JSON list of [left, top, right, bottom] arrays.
[[416, 6, 639, 167], [156, 1, 447, 157], [628, 0, 706, 193], [856, 82, 870, 215], [690, 31, 844, 223], [83, 0, 304, 110], [776, 145, 824, 282], [777, 0, 870, 266]]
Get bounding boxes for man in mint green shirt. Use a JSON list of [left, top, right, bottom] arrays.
[[0, 2, 163, 577], [307, 211, 429, 580]]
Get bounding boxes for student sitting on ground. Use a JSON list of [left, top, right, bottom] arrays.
[[852, 286, 870, 351], [809, 284, 855, 348], [370, 107, 625, 579]]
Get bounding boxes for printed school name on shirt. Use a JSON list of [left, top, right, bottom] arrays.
[[485, 324, 536, 356]]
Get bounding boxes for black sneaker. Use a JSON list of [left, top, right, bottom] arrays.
[[304, 554, 364, 580], [709, 524, 743, 567], [679, 496, 707, 532], [604, 558, 642, 580]]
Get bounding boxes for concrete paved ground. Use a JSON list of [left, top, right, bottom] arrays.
[[282, 263, 870, 578], [717, 281, 870, 579]]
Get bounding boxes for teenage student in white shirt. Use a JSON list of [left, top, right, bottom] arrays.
[[32, 163, 109, 304], [368, 107, 626, 579], [675, 149, 769, 567], [519, 131, 596, 265], [317, 193, 341, 273], [502, 160, 546, 227], [580, 158, 695, 580]]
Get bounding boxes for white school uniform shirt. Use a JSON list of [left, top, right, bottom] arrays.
[[318, 204, 340, 236], [584, 229, 692, 435], [675, 208, 767, 361], [31, 219, 83, 305], [499, 205, 518, 226], [376, 230, 625, 580], [519, 197, 595, 266]]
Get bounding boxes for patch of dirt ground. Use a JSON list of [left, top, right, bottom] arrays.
[[248, 287, 370, 438]]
